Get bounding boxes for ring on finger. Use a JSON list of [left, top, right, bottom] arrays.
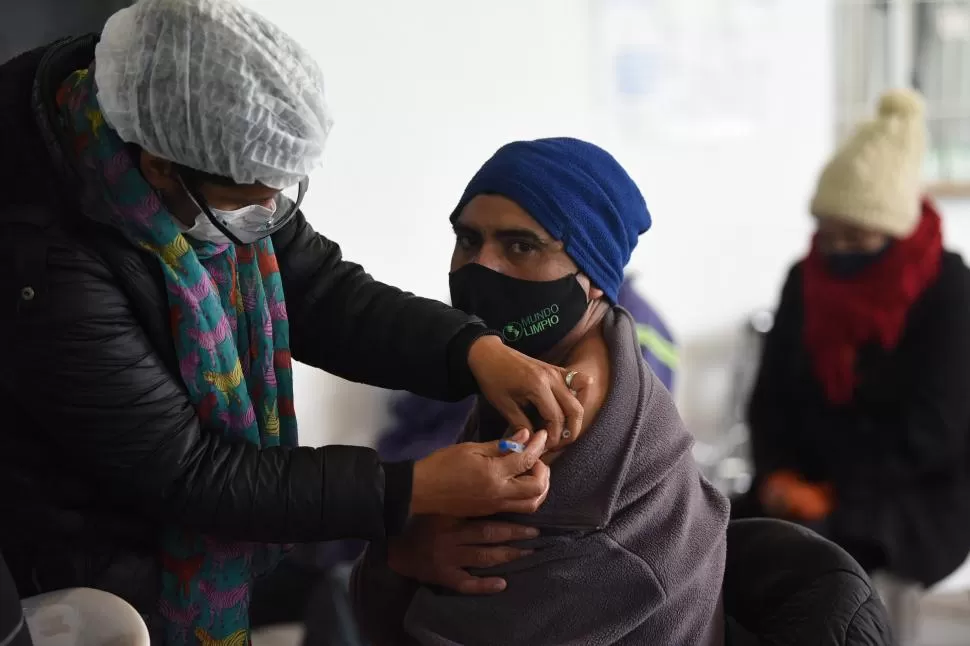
[[565, 370, 578, 389]]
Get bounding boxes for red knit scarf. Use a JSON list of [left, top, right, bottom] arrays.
[[802, 198, 943, 405]]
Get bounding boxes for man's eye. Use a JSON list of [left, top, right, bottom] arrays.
[[456, 235, 477, 250], [509, 241, 537, 254]]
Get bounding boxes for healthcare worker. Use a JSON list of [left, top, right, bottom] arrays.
[[0, 1, 583, 643]]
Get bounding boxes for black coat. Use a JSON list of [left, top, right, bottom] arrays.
[[746, 256, 970, 586], [0, 36, 486, 610], [724, 519, 891, 646]]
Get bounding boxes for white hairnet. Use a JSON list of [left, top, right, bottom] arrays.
[[94, 0, 332, 189]]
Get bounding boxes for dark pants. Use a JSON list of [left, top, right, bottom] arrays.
[[250, 550, 367, 646]]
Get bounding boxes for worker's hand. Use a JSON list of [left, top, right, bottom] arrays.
[[467, 335, 594, 448], [531, 354, 609, 463], [388, 515, 539, 594], [411, 429, 550, 517]]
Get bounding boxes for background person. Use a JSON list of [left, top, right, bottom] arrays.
[[734, 89, 970, 604]]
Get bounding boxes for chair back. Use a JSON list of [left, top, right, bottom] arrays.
[[724, 519, 893, 645], [20, 588, 149, 646]]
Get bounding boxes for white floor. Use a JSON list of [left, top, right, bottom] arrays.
[[919, 593, 970, 646]]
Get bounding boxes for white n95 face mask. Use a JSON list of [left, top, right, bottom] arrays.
[[179, 202, 277, 245], [176, 174, 309, 246]]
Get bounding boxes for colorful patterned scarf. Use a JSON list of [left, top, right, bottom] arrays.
[[58, 67, 298, 645]]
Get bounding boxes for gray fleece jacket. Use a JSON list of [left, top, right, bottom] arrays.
[[353, 307, 729, 645]]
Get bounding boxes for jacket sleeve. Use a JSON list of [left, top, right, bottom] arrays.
[[0, 237, 412, 543], [747, 266, 803, 479], [272, 213, 490, 401], [880, 258, 970, 478]]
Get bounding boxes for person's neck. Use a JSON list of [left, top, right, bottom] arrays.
[[538, 301, 613, 464], [542, 300, 612, 367]]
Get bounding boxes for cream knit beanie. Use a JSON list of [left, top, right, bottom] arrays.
[[810, 88, 927, 238]]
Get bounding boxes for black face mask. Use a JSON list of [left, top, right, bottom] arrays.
[[449, 263, 590, 359], [824, 242, 893, 279]]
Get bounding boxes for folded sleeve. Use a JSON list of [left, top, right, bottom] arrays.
[[272, 214, 491, 401]]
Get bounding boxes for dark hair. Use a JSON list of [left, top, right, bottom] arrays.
[[125, 142, 239, 187], [175, 164, 240, 188]]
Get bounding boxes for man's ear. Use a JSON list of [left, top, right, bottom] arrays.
[[137, 149, 178, 192], [576, 273, 605, 302]]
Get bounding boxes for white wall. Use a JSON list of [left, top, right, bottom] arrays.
[[240, 0, 845, 447], [941, 199, 970, 255], [598, 1, 836, 438], [240, 0, 598, 447]]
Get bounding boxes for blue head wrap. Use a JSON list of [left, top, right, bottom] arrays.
[[450, 137, 651, 302]]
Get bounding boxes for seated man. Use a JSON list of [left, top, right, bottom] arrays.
[[352, 138, 729, 645]]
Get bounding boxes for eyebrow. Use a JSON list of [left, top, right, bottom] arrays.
[[453, 224, 550, 247]]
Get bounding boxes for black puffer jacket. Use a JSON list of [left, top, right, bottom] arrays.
[[0, 36, 486, 610], [724, 519, 892, 646]]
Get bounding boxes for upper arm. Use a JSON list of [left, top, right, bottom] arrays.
[[747, 266, 802, 469], [272, 213, 481, 399], [751, 266, 802, 407], [1, 239, 200, 494], [894, 262, 970, 472], [0, 231, 393, 542]]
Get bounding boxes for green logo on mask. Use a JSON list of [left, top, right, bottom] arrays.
[[502, 322, 524, 343], [502, 304, 560, 345]]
